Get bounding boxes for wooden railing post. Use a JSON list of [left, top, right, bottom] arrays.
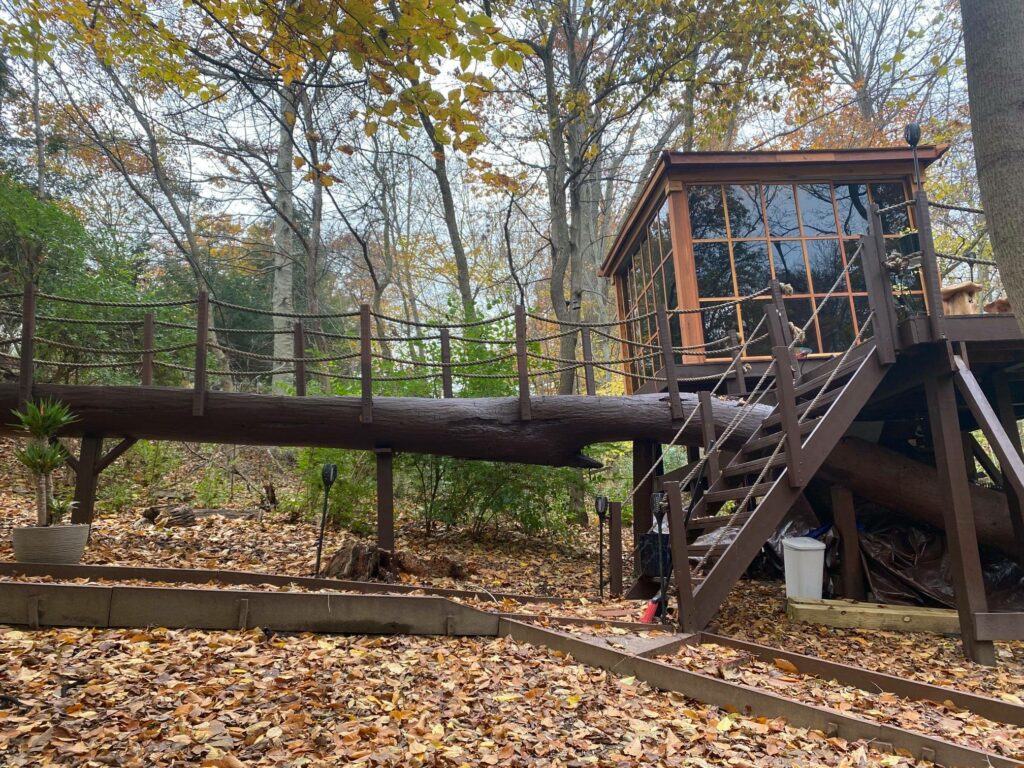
[[293, 320, 306, 396], [698, 390, 720, 485], [359, 304, 373, 423], [913, 189, 946, 341], [728, 330, 746, 395], [580, 325, 596, 396], [665, 481, 696, 632], [655, 304, 682, 420], [514, 305, 531, 420], [861, 223, 898, 365], [765, 302, 804, 486], [141, 312, 154, 386], [440, 327, 453, 398], [193, 291, 208, 417], [18, 282, 36, 409], [769, 280, 800, 380], [608, 501, 623, 597]]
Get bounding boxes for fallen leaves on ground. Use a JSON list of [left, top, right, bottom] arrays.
[[712, 581, 1024, 699], [0, 626, 932, 767]]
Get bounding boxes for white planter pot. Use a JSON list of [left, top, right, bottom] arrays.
[[11, 524, 90, 564]]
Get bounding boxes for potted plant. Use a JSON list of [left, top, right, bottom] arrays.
[[897, 227, 920, 257], [9, 399, 89, 564]]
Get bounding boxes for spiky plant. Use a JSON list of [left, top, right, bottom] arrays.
[[10, 399, 77, 526]]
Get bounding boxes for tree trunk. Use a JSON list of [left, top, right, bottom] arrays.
[[271, 86, 297, 393], [960, 0, 1024, 333]]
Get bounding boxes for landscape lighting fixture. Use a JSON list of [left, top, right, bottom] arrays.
[[314, 463, 339, 577], [905, 122, 922, 190], [595, 496, 609, 597]]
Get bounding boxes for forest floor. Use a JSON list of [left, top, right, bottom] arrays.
[[1, 442, 1023, 766]]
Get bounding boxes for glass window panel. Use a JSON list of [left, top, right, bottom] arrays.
[[843, 240, 866, 292], [687, 185, 728, 240], [763, 184, 800, 238], [620, 275, 631, 315], [732, 240, 772, 297], [740, 300, 772, 357], [816, 297, 855, 353], [869, 183, 910, 234], [658, 201, 673, 262], [725, 184, 764, 238], [694, 242, 734, 298], [806, 239, 846, 295], [670, 315, 683, 365], [700, 302, 739, 349], [637, 237, 651, 290], [648, 220, 663, 264], [770, 240, 809, 293], [653, 261, 667, 307], [798, 184, 838, 236], [784, 298, 819, 354], [835, 182, 869, 235]]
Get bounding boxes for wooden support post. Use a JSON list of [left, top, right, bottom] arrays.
[[440, 328, 453, 398], [632, 440, 660, 551], [580, 326, 596, 396], [665, 481, 696, 632], [71, 436, 103, 525], [609, 501, 623, 598], [961, 433, 978, 482], [18, 282, 36, 409], [769, 280, 795, 348], [864, 213, 899, 364], [770, 341, 804, 487], [655, 305, 682, 419], [830, 485, 866, 601], [514, 305, 531, 420], [698, 390, 720, 484], [293, 321, 306, 396], [913, 189, 946, 340], [968, 434, 1001, 486], [359, 304, 373, 423], [925, 371, 996, 665], [376, 448, 394, 552], [141, 312, 154, 386], [728, 330, 746, 395], [993, 372, 1024, 565], [193, 291, 208, 417]]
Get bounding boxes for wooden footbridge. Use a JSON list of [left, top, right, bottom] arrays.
[[1, 189, 1024, 665]]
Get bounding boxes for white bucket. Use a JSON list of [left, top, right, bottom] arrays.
[[782, 536, 826, 600]]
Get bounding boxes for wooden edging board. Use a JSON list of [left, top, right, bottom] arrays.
[[500, 619, 1023, 768], [0, 561, 566, 604], [787, 596, 961, 634], [699, 632, 1024, 727]]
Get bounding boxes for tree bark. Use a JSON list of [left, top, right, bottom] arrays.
[[271, 85, 298, 392], [960, 0, 1024, 333]]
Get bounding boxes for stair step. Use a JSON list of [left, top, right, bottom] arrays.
[[742, 420, 818, 454], [722, 453, 788, 477], [704, 482, 775, 504], [687, 509, 753, 532], [793, 355, 863, 397], [761, 388, 843, 428]]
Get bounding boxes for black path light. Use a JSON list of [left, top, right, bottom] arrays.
[[651, 491, 669, 619], [313, 463, 338, 577], [595, 496, 608, 597]]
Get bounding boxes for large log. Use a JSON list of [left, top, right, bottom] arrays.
[[820, 437, 1017, 558], [0, 384, 770, 468]]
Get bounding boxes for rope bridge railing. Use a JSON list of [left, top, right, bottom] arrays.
[[1, 280, 780, 418]]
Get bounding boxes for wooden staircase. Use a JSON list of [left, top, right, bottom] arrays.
[[669, 311, 890, 632]]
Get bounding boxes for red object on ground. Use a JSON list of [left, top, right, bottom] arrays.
[[640, 600, 659, 624]]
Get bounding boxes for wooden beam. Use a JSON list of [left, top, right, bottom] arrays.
[[71, 436, 103, 525], [95, 437, 138, 475], [376, 448, 394, 551], [656, 304, 682, 419], [514, 305, 531, 420], [968, 433, 1001, 486], [993, 371, 1024, 564], [830, 485, 866, 601], [925, 370, 996, 665], [787, 597, 960, 635], [193, 291, 208, 417]]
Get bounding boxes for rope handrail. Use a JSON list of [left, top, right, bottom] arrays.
[[37, 293, 197, 308], [35, 337, 193, 356], [370, 310, 515, 329], [208, 298, 360, 319], [0, 310, 143, 327], [929, 200, 985, 216], [875, 200, 913, 215], [372, 350, 518, 368], [0, 353, 141, 371], [666, 288, 770, 314], [208, 343, 360, 365]]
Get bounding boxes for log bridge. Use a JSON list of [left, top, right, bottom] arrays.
[[1, 193, 1023, 663]]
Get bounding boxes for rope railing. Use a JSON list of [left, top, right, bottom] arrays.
[[929, 200, 985, 216]]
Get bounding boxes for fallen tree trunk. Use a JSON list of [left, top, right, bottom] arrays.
[[820, 437, 1017, 558], [0, 384, 770, 468]]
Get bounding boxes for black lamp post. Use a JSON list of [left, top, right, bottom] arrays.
[[313, 463, 338, 577], [651, 491, 668, 619], [595, 496, 608, 597]]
